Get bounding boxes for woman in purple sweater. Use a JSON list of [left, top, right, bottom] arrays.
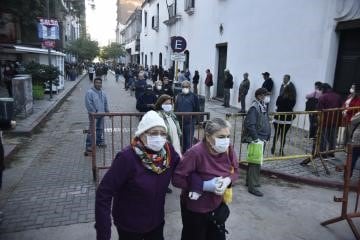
[[95, 110, 180, 240], [172, 118, 239, 240]]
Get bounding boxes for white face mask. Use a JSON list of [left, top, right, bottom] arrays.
[[182, 88, 190, 94], [157, 86, 162, 90], [146, 135, 167, 152], [162, 104, 173, 112], [350, 88, 355, 94], [213, 137, 230, 153], [264, 96, 271, 103]]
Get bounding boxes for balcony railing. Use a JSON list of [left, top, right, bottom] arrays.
[[163, 3, 181, 26]]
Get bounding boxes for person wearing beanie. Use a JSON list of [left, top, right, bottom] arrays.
[[95, 110, 180, 240]]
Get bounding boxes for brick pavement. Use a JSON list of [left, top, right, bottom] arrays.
[[0, 73, 136, 233]]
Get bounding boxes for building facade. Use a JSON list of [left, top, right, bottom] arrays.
[[120, 9, 142, 64], [140, 0, 360, 112]]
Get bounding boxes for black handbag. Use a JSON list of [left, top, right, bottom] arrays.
[[207, 202, 230, 234]]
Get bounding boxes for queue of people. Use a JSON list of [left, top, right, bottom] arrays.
[[86, 62, 360, 239]]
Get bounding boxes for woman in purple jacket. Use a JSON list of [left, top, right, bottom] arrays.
[[95, 110, 180, 240], [172, 118, 239, 240]]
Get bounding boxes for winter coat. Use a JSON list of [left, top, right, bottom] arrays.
[[85, 87, 109, 114], [317, 90, 343, 127], [238, 79, 250, 96], [224, 73, 233, 89], [262, 78, 274, 93], [136, 91, 157, 112], [244, 100, 271, 141]]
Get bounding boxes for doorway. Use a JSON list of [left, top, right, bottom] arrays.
[[216, 43, 227, 98], [334, 26, 360, 97], [184, 50, 189, 70], [159, 52, 162, 67]]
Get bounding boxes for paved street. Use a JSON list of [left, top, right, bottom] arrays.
[[0, 73, 358, 239]]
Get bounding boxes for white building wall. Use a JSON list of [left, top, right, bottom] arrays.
[[140, 0, 345, 112]]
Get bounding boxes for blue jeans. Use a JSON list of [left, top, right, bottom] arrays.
[[182, 121, 195, 153], [85, 115, 105, 151]]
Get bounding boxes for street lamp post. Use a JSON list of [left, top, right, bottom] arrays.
[[47, 0, 53, 99]]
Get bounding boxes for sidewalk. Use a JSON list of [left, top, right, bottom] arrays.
[[3, 74, 86, 163]]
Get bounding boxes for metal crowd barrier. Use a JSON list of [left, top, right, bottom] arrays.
[[88, 112, 210, 185], [321, 144, 360, 239], [317, 106, 360, 173], [226, 111, 322, 174]]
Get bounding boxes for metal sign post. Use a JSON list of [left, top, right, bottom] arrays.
[[171, 36, 187, 81]]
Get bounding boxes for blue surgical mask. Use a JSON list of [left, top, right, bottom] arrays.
[[162, 104, 173, 112]]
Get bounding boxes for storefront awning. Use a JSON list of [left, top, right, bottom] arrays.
[[0, 44, 65, 56]]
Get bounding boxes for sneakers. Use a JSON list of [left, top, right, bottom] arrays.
[[248, 189, 263, 197], [300, 158, 310, 166]]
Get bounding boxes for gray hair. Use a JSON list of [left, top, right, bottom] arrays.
[[204, 118, 231, 136], [181, 80, 191, 87]]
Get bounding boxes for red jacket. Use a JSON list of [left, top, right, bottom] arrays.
[[342, 96, 360, 124]]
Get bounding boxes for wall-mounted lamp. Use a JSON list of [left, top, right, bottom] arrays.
[[219, 23, 224, 35]]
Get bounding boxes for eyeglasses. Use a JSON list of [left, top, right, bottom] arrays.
[[146, 131, 167, 137]]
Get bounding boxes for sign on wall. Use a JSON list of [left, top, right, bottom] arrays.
[[170, 53, 186, 62], [171, 36, 187, 53], [37, 18, 59, 40]]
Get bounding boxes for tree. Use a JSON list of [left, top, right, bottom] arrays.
[[65, 37, 100, 62], [100, 42, 125, 60]]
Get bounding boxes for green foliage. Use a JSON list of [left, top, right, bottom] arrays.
[[100, 42, 125, 60], [65, 37, 100, 61], [25, 61, 61, 85]]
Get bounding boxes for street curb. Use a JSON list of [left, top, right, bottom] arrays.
[[8, 74, 87, 136], [239, 163, 355, 190], [3, 75, 87, 163]]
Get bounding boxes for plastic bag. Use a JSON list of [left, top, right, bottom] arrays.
[[223, 188, 233, 204], [247, 141, 264, 165]]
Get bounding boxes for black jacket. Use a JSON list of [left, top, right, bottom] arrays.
[[262, 78, 274, 93], [224, 73, 233, 89]]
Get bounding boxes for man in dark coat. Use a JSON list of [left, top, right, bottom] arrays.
[[136, 85, 157, 112], [279, 74, 296, 99], [238, 72, 250, 113], [174, 80, 200, 153], [223, 69, 233, 108]]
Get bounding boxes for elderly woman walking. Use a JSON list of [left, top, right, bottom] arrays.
[[172, 118, 239, 240], [95, 110, 180, 240]]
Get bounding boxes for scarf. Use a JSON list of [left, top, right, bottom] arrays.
[[254, 99, 267, 113], [131, 138, 171, 174], [157, 111, 182, 138]]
